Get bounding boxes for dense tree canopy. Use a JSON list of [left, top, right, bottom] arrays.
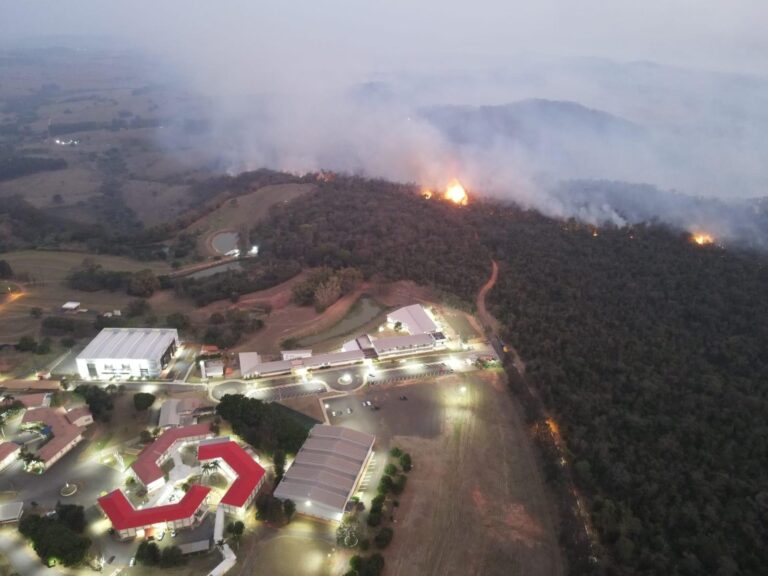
[[216, 394, 310, 454]]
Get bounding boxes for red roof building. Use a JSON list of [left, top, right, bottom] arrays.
[[131, 423, 213, 490], [198, 440, 266, 514], [98, 485, 211, 539], [21, 407, 88, 470]]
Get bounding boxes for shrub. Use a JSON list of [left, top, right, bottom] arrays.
[[374, 527, 394, 549]]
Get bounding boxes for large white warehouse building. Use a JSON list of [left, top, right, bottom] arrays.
[[76, 328, 179, 380], [274, 425, 375, 523]]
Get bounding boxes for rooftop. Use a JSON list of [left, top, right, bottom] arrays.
[[371, 333, 435, 353], [78, 328, 178, 361], [22, 407, 87, 464], [132, 424, 212, 486], [387, 304, 437, 335], [98, 485, 210, 531], [0, 442, 20, 462], [274, 425, 374, 516], [198, 440, 266, 508]]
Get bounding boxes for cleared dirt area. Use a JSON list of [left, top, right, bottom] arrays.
[[332, 373, 564, 576], [184, 183, 317, 256]]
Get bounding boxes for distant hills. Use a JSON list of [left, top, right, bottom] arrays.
[[420, 98, 644, 149]]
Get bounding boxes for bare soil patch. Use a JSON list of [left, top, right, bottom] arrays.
[[384, 372, 563, 576]]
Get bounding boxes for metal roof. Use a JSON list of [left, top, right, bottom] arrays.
[[372, 333, 435, 353], [198, 440, 265, 508], [0, 501, 23, 523], [274, 425, 374, 517], [78, 328, 178, 361], [98, 485, 210, 531], [387, 304, 437, 335]]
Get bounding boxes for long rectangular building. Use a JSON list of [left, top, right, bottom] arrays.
[[371, 333, 436, 358], [274, 425, 375, 523], [240, 350, 365, 378], [76, 328, 179, 380]]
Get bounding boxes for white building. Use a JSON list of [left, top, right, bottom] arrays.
[[240, 350, 365, 378], [76, 328, 179, 380], [387, 304, 438, 335], [372, 333, 437, 358], [274, 425, 375, 523]]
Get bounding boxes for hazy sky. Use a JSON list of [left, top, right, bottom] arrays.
[[2, 1, 767, 78]]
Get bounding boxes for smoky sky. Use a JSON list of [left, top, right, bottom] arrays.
[[3, 1, 768, 243]]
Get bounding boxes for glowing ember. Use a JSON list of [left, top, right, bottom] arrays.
[[444, 179, 468, 205], [422, 189, 433, 199], [692, 233, 714, 246]]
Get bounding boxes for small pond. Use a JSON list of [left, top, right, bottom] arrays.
[[211, 231, 239, 254]]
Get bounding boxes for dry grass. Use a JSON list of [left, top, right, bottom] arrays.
[[183, 183, 316, 256], [383, 373, 564, 576], [0, 250, 172, 342]]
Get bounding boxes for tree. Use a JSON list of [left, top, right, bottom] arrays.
[[389, 447, 403, 458], [384, 463, 397, 476], [159, 546, 185, 567], [273, 449, 286, 482], [74, 384, 113, 421], [127, 269, 160, 297], [374, 527, 393, 549], [227, 520, 245, 548], [136, 540, 160, 566], [377, 474, 394, 495], [166, 312, 191, 331], [16, 335, 38, 352], [0, 260, 12, 279], [125, 298, 150, 318], [55, 503, 86, 534], [313, 275, 342, 312], [399, 453, 412, 472], [133, 392, 156, 412], [283, 499, 296, 522], [202, 460, 220, 483], [18, 513, 91, 567], [35, 337, 52, 354]]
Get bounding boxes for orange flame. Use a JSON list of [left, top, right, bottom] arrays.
[[422, 189, 433, 199], [444, 179, 468, 205], [692, 233, 714, 246]]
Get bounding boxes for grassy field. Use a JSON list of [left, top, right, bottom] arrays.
[[184, 183, 316, 256], [0, 250, 172, 343]]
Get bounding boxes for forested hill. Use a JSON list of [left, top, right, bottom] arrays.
[[473, 208, 768, 576], [252, 177, 490, 302], [253, 178, 768, 576]]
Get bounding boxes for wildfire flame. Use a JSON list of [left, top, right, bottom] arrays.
[[692, 233, 714, 246], [444, 179, 468, 205], [422, 189, 433, 199]]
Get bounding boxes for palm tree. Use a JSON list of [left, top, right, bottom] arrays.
[[201, 460, 220, 484]]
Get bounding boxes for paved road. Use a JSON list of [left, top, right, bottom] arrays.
[[209, 347, 487, 403]]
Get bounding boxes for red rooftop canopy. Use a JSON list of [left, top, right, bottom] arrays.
[[198, 440, 265, 508], [98, 485, 211, 531]]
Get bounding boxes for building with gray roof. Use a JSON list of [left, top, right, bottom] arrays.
[[273, 425, 375, 522]]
